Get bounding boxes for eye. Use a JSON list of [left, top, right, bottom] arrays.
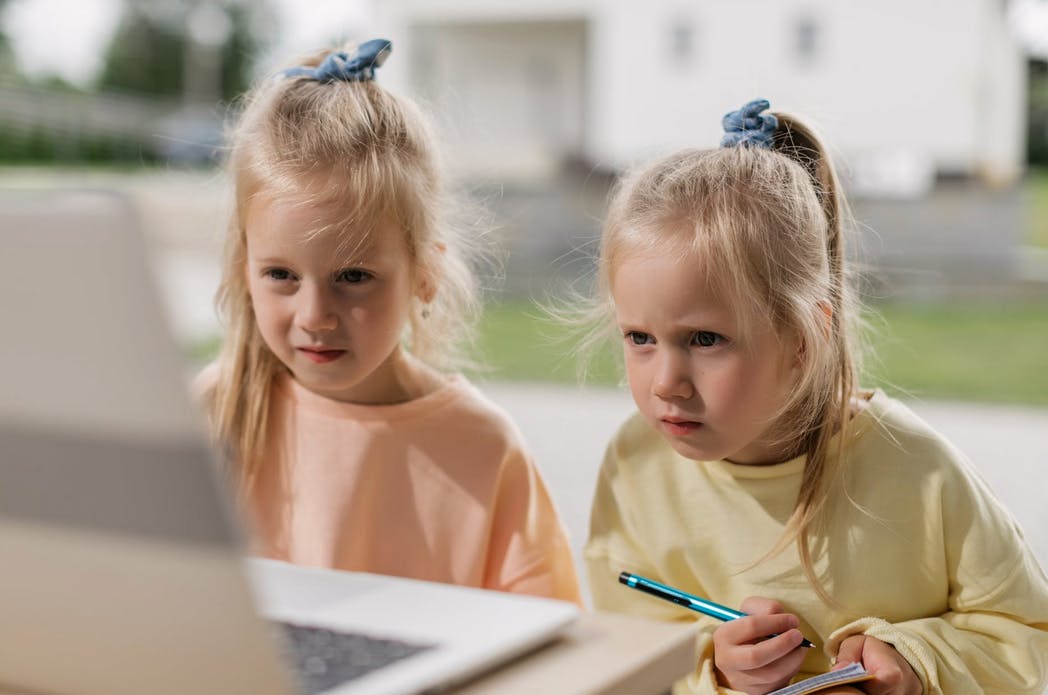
[[336, 268, 373, 284], [264, 268, 295, 281], [691, 331, 723, 347], [625, 331, 654, 346]]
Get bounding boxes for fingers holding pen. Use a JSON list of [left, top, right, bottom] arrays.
[[713, 598, 808, 694], [715, 611, 807, 665], [614, 578, 815, 693]]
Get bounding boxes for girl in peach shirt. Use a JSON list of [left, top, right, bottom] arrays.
[[197, 39, 580, 604]]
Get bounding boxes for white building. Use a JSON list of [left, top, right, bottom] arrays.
[[375, 0, 1026, 193]]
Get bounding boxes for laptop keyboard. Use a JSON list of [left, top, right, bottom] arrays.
[[274, 621, 436, 695]]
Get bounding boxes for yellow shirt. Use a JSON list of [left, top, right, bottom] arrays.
[[202, 367, 581, 604], [586, 391, 1048, 694]]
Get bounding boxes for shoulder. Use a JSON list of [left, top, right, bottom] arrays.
[[847, 391, 995, 506], [848, 394, 1040, 590], [431, 380, 553, 492], [434, 377, 530, 452], [850, 391, 966, 472], [190, 361, 220, 403]]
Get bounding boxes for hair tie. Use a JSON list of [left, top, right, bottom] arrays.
[[283, 38, 392, 83], [720, 98, 778, 149]]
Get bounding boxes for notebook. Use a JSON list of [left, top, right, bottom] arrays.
[[0, 188, 578, 695], [768, 663, 873, 695]]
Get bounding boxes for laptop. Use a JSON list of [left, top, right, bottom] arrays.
[[0, 188, 578, 695]]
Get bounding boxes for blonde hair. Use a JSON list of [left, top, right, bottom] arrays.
[[592, 114, 862, 605], [204, 44, 481, 497]]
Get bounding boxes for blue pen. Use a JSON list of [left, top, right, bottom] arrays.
[[619, 571, 815, 648]]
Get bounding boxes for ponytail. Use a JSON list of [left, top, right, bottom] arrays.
[[767, 113, 860, 608]]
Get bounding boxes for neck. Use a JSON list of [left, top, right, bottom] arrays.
[[379, 350, 445, 404]]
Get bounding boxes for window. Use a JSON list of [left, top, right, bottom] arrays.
[[795, 16, 818, 62], [669, 19, 695, 65]]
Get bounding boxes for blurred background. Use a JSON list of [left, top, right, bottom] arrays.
[[1, 0, 1046, 577], [1, 0, 1046, 402]]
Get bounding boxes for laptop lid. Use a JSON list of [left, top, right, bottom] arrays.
[[0, 188, 578, 695], [0, 189, 293, 695]]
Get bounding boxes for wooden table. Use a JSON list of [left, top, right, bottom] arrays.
[[452, 611, 696, 695]]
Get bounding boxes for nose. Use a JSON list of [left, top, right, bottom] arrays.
[[296, 282, 338, 333], [652, 349, 694, 401]]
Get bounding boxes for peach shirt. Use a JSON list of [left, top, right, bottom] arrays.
[[243, 372, 581, 604]]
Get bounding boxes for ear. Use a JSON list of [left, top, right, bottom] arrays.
[[415, 242, 446, 304], [417, 275, 437, 304], [793, 300, 834, 367]]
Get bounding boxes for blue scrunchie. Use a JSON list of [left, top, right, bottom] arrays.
[[283, 38, 392, 83], [720, 99, 778, 149]]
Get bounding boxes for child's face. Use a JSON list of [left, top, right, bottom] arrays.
[[611, 247, 801, 464], [244, 192, 420, 404]]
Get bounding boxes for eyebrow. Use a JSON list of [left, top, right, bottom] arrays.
[[616, 310, 727, 326], [248, 254, 377, 270], [249, 256, 292, 266]]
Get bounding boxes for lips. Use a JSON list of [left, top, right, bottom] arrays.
[[297, 347, 347, 364], [660, 416, 702, 436]]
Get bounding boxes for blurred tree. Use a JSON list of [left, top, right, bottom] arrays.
[[1031, 59, 1048, 165], [0, 0, 16, 77], [221, 3, 262, 99], [98, 5, 184, 96], [98, 0, 274, 101]]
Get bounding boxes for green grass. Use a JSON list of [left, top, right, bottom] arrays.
[[187, 299, 1048, 406], [862, 303, 1048, 405], [1030, 167, 1048, 248], [471, 300, 621, 385], [472, 299, 1048, 406]]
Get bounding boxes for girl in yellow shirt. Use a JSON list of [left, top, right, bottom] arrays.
[[584, 99, 1048, 694]]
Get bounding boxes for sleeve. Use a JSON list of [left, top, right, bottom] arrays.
[[584, 436, 745, 695], [482, 443, 583, 606], [825, 455, 1048, 694]]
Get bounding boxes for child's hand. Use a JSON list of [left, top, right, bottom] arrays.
[[712, 596, 808, 695], [833, 634, 921, 695]]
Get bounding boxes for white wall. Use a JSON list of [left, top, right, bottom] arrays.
[[377, 2, 592, 180], [377, 0, 1027, 183], [977, 0, 1028, 184], [414, 20, 587, 180], [593, 0, 1024, 176]]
